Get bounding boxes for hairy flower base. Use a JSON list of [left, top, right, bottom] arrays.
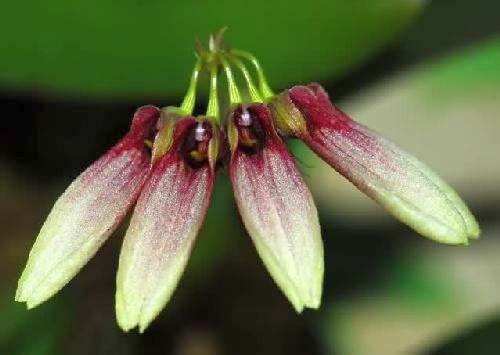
[[16, 106, 160, 308]]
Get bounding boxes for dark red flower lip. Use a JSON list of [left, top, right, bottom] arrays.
[[228, 103, 284, 154]]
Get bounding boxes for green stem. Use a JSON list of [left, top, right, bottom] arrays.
[[220, 55, 242, 105], [180, 58, 202, 114], [206, 65, 219, 120], [231, 49, 274, 99], [230, 56, 263, 103]]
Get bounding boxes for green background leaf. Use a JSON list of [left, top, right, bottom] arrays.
[[0, 0, 423, 99]]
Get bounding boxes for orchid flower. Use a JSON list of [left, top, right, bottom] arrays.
[[16, 31, 479, 332], [270, 83, 479, 244]]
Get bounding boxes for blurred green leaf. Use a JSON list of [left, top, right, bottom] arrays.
[[321, 224, 500, 355], [0, 295, 69, 355], [0, 0, 423, 98], [429, 317, 500, 355], [420, 37, 500, 99]]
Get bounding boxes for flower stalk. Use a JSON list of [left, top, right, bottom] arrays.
[[230, 49, 275, 100], [180, 58, 202, 115], [206, 64, 220, 119], [230, 56, 263, 103], [220, 55, 242, 106]]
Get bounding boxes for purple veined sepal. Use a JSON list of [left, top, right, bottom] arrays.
[[228, 103, 324, 313], [270, 83, 480, 245], [15, 105, 161, 308], [115, 116, 219, 332]]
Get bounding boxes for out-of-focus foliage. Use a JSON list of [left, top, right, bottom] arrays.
[[0, 0, 423, 98], [293, 38, 500, 221], [0, 295, 68, 355], [0, 167, 70, 354], [322, 224, 500, 355]]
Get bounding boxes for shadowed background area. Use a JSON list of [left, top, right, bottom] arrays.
[[1, 0, 500, 354]]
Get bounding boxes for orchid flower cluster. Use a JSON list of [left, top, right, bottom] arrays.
[[16, 32, 479, 332]]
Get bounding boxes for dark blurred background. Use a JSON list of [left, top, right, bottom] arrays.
[[1, 1, 500, 354]]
